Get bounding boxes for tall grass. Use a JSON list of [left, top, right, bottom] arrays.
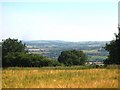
[[2, 67, 118, 88]]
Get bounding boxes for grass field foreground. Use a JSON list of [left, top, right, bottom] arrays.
[[2, 67, 119, 88]]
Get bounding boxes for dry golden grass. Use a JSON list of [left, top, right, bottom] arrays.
[[2, 68, 119, 88]]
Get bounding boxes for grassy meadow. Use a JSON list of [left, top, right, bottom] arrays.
[[2, 66, 119, 88]]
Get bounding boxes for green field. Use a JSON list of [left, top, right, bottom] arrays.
[[83, 49, 108, 61], [89, 56, 107, 60], [2, 66, 119, 88]]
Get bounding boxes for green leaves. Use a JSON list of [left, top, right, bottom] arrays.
[[104, 27, 120, 64], [2, 38, 61, 67], [2, 38, 26, 55], [58, 50, 87, 66]]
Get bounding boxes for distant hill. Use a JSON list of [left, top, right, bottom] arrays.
[[23, 40, 109, 61]]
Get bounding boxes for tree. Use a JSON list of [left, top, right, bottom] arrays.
[[2, 38, 62, 67], [2, 38, 27, 67], [2, 38, 26, 56], [104, 26, 120, 64], [58, 50, 87, 66]]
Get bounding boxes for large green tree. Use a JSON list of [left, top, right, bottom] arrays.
[[2, 38, 26, 55], [104, 27, 120, 64], [58, 50, 87, 66], [2, 38, 27, 67]]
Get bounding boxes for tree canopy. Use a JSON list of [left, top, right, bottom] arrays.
[[2, 38, 26, 56], [104, 27, 120, 64], [58, 50, 87, 66], [2, 38, 61, 67]]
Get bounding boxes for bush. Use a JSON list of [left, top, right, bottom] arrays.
[[58, 50, 87, 66], [3, 52, 61, 67]]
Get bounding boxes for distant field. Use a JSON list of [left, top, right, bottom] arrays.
[[83, 49, 99, 53], [83, 49, 108, 61], [89, 56, 107, 60], [2, 66, 119, 88]]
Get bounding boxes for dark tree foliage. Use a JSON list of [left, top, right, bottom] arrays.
[[3, 52, 61, 67], [58, 50, 87, 66], [2, 38, 26, 56], [2, 38, 61, 67], [2, 38, 27, 67], [104, 27, 120, 64]]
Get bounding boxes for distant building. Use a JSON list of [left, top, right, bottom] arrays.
[[85, 61, 104, 66], [28, 48, 40, 52]]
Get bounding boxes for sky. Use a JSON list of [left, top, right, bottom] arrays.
[[0, 0, 119, 42]]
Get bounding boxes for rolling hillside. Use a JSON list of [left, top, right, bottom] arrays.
[[23, 40, 109, 61]]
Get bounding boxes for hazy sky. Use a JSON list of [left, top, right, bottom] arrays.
[[0, 0, 119, 41]]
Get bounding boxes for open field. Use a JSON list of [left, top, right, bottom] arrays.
[[2, 66, 119, 88], [89, 56, 107, 60], [83, 49, 99, 53]]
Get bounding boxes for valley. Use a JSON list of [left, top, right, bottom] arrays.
[[24, 40, 109, 62]]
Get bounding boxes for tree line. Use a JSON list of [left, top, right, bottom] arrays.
[[2, 26, 120, 67], [2, 38, 87, 67]]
